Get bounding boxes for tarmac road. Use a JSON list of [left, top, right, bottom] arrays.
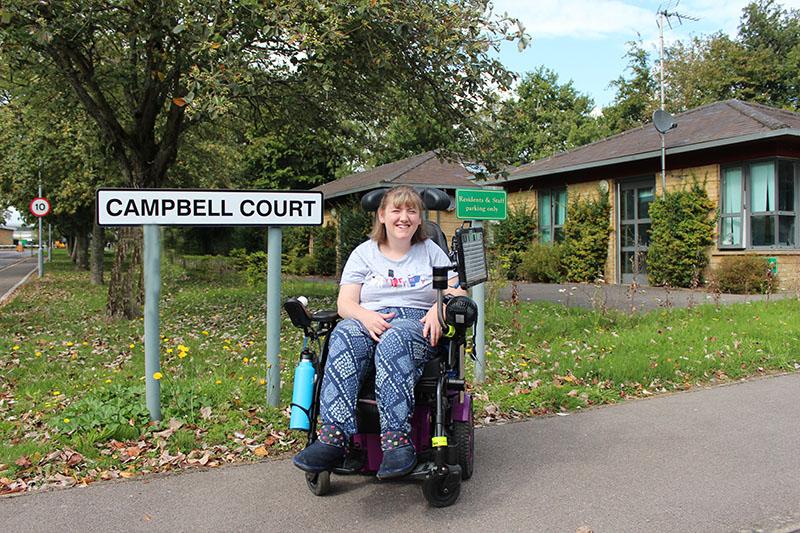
[[2, 372, 800, 532], [0, 250, 37, 303]]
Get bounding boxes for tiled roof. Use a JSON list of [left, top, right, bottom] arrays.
[[500, 99, 800, 183], [313, 151, 480, 200]]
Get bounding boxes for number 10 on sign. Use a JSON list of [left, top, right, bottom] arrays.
[[30, 197, 51, 217]]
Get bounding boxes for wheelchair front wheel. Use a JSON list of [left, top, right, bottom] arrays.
[[422, 471, 461, 507], [305, 471, 331, 496]]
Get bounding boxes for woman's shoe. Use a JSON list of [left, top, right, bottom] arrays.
[[292, 441, 345, 473], [377, 445, 416, 479]]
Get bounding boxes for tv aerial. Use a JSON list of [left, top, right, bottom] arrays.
[[656, 1, 699, 109], [654, 1, 696, 195]]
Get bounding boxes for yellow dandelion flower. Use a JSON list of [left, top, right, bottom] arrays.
[[153, 372, 163, 380], [223, 346, 230, 351], [129, 343, 135, 349], [224, 339, 231, 344], [251, 376, 256, 382], [63, 418, 70, 423], [178, 351, 187, 359], [52, 391, 61, 396], [259, 379, 266, 386], [166, 348, 173, 354], [242, 357, 249, 364], [215, 379, 222, 385], [202, 330, 209, 336], [66, 342, 74, 347], [105, 379, 112, 384], [178, 344, 188, 352], [12, 345, 19, 350], [82, 342, 88, 346], [35, 351, 42, 357]]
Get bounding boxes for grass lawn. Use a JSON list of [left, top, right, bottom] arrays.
[[1, 250, 799, 493]]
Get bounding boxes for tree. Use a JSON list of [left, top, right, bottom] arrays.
[[665, 1, 800, 111], [601, 40, 659, 134], [0, 0, 525, 318], [483, 67, 605, 166]]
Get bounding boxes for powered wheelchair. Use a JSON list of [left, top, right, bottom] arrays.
[[284, 187, 487, 507]]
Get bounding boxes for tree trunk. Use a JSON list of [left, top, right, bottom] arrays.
[[90, 220, 104, 285], [76, 232, 89, 270], [107, 227, 143, 319], [69, 234, 77, 263]]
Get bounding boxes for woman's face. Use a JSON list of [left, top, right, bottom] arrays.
[[378, 201, 421, 243]]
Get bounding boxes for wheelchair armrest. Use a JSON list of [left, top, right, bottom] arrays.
[[311, 310, 340, 324]]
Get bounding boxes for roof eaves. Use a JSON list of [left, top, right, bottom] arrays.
[[492, 129, 800, 185], [322, 180, 483, 202]]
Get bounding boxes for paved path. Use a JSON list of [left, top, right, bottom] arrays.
[[2, 373, 800, 532], [0, 251, 37, 303], [499, 281, 795, 312]]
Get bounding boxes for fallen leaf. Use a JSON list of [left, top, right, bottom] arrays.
[[66, 451, 84, 467], [14, 456, 31, 468], [120, 471, 136, 479], [126, 447, 141, 458], [153, 428, 174, 439], [200, 406, 212, 420], [253, 446, 268, 457]]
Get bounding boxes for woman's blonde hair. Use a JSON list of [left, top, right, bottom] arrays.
[[369, 186, 428, 245]]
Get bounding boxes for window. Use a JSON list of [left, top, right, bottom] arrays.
[[720, 159, 798, 249], [539, 188, 567, 243]]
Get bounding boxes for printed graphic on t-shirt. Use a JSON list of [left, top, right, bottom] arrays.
[[365, 271, 428, 289]]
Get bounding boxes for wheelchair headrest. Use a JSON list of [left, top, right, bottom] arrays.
[[361, 187, 451, 212]]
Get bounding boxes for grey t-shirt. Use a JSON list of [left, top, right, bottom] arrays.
[[341, 239, 454, 311]]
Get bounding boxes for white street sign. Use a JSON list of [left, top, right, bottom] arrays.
[[29, 197, 51, 217], [97, 189, 323, 226]]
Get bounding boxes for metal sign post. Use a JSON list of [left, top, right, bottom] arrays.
[[97, 188, 324, 419], [143, 224, 161, 421], [29, 193, 51, 278], [454, 188, 508, 383], [266, 226, 282, 406]]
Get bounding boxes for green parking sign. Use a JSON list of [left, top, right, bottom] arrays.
[[456, 189, 507, 220]]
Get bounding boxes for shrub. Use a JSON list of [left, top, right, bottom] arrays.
[[647, 183, 715, 287], [336, 199, 372, 276], [713, 255, 779, 294], [562, 190, 611, 282], [311, 223, 337, 276], [520, 242, 565, 282], [491, 203, 537, 279], [243, 251, 269, 285]]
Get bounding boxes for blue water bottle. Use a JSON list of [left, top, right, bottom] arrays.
[[289, 350, 315, 430]]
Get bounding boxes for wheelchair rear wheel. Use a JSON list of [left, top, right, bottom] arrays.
[[453, 417, 474, 480], [305, 471, 331, 496]]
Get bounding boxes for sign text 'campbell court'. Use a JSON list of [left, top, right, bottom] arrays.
[[97, 189, 324, 226]]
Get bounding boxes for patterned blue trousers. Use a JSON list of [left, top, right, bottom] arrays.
[[317, 307, 435, 451]]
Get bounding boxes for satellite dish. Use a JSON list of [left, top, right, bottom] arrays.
[[653, 109, 677, 134]]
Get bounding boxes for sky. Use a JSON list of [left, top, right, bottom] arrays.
[[494, 0, 800, 108]]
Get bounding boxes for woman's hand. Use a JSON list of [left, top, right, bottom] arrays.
[[421, 304, 443, 347], [359, 310, 396, 342]]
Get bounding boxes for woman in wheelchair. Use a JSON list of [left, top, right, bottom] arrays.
[[292, 185, 466, 479]]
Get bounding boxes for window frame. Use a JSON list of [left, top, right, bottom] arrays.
[[719, 158, 799, 250], [538, 187, 567, 243]]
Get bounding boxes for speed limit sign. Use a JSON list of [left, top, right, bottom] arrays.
[[29, 197, 51, 217]]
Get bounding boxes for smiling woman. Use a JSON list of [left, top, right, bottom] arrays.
[[292, 185, 467, 479]]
